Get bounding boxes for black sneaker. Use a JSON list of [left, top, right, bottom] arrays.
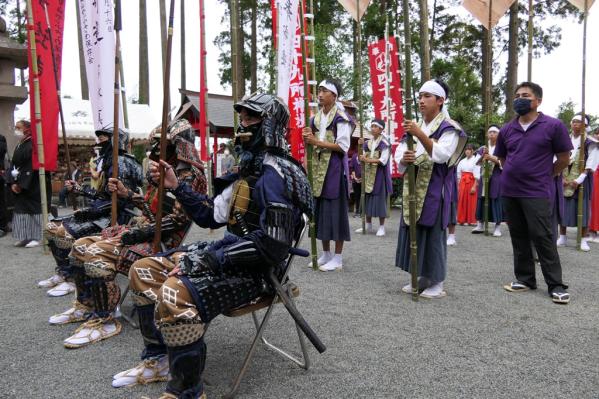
[[550, 287, 570, 304]]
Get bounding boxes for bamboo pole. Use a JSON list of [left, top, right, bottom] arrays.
[[576, 0, 589, 250], [483, 0, 493, 236], [25, 0, 49, 250], [110, 0, 122, 227], [527, 0, 533, 80], [357, 0, 366, 234], [307, 0, 319, 269], [43, 4, 75, 210], [401, 0, 418, 301], [300, 1, 318, 270], [153, 0, 176, 252], [200, 0, 212, 196], [419, 0, 431, 82]]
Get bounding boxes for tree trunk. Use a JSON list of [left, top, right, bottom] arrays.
[[138, 0, 149, 104], [418, 0, 431, 82], [159, 0, 167, 78], [250, 0, 257, 93], [75, 0, 89, 100], [505, 2, 519, 122]]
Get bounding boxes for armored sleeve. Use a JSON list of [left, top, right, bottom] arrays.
[[172, 181, 228, 229]]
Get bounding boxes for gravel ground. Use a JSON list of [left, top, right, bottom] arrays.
[[1, 209, 598, 398]]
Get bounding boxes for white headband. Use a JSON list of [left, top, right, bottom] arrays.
[[572, 115, 592, 132], [418, 80, 446, 99], [319, 80, 338, 96], [371, 121, 384, 130], [488, 126, 500, 133]]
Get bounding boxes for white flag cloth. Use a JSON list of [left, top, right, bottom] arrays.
[[566, 0, 595, 11], [276, 0, 300, 104], [337, 0, 372, 22], [462, 0, 516, 29], [77, 0, 124, 131]]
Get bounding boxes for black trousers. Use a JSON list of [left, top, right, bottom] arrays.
[[352, 181, 361, 214], [502, 197, 566, 292], [0, 179, 7, 231]]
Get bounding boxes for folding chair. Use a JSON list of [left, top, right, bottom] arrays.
[[221, 214, 326, 399]]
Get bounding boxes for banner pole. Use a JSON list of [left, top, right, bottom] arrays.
[[576, 0, 588, 251], [110, 0, 122, 226], [26, 0, 49, 251], [483, 0, 493, 236]]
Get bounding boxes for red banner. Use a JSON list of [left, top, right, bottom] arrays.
[[368, 36, 404, 177], [272, 0, 306, 163], [27, 0, 66, 172]]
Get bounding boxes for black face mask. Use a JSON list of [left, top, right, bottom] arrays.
[[513, 98, 532, 116], [98, 140, 112, 157]]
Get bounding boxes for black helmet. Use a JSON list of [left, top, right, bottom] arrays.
[[95, 125, 129, 153], [233, 93, 290, 152], [149, 118, 202, 169]]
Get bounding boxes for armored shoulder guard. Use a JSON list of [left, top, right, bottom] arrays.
[[267, 152, 314, 217]]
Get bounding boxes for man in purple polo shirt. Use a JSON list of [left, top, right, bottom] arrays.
[[496, 82, 572, 304]]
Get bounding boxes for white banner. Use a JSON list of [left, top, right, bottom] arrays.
[[276, 0, 300, 104], [337, 0, 372, 22], [566, 0, 595, 11], [77, 0, 124, 131], [462, 0, 516, 29]]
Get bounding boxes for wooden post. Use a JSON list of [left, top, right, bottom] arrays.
[[483, 0, 493, 236], [527, 0, 533, 80], [110, 0, 122, 227], [200, 0, 212, 196], [576, 0, 589, 250]]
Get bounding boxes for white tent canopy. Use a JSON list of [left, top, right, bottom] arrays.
[[14, 98, 159, 143]]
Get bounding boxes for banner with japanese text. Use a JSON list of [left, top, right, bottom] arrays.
[[27, 0, 66, 171], [77, 0, 124, 132], [368, 36, 404, 177], [273, 0, 306, 163]]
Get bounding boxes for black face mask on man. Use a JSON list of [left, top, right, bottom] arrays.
[[513, 98, 533, 116], [98, 139, 112, 156]]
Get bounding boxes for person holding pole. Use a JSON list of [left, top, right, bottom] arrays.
[[40, 127, 142, 297], [116, 94, 320, 396], [556, 114, 599, 251], [302, 79, 353, 272], [472, 125, 504, 237], [355, 118, 392, 236], [394, 79, 467, 299], [499, 82, 572, 304]]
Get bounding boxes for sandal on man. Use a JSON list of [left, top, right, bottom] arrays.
[[550, 288, 570, 304], [49, 302, 91, 325], [112, 356, 169, 388], [503, 281, 530, 292], [63, 317, 122, 348]]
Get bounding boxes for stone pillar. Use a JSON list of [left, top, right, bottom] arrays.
[[0, 17, 28, 158]]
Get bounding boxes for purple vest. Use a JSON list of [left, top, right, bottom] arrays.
[[363, 139, 393, 195], [413, 120, 466, 228], [476, 146, 502, 199], [310, 113, 352, 199]]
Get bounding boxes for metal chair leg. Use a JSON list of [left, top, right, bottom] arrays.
[[223, 300, 278, 399], [252, 288, 310, 370]]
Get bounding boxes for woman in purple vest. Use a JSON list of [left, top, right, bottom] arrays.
[[356, 118, 392, 236], [394, 79, 467, 299], [303, 79, 353, 272]]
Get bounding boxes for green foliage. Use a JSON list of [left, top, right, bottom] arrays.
[[556, 100, 599, 131]]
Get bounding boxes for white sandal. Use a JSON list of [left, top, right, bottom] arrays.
[[112, 356, 169, 388], [47, 282, 75, 297], [63, 317, 122, 348], [49, 302, 91, 325]]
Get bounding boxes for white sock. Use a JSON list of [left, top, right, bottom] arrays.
[[317, 251, 332, 264], [366, 223, 373, 231], [448, 233, 456, 240], [559, 234, 566, 241], [476, 221, 483, 229]]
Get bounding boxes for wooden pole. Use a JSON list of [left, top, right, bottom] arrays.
[[25, 0, 49, 250], [181, 0, 186, 103], [483, 0, 493, 236], [402, 0, 418, 301], [419, 0, 431, 82], [200, 0, 212, 196], [230, 0, 240, 131], [153, 0, 176, 252], [527, 0, 533, 81], [307, 0, 319, 269], [576, 0, 588, 250], [43, 4, 76, 210], [300, 0, 318, 270], [110, 0, 122, 227]]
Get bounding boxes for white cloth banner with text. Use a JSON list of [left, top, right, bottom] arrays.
[[276, 0, 300, 104], [77, 0, 124, 131]]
